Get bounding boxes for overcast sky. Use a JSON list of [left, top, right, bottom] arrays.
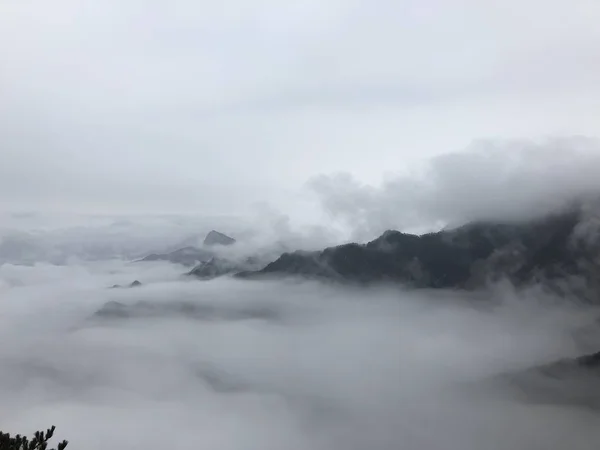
[[2, 0, 600, 221]]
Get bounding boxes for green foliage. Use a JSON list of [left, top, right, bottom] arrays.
[[0, 426, 68, 450]]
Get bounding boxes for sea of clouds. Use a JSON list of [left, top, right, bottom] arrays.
[[3, 137, 600, 449], [2, 253, 600, 450]]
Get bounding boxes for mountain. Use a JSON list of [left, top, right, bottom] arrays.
[[188, 256, 265, 280], [497, 350, 600, 409], [238, 202, 600, 296], [110, 280, 142, 289], [203, 230, 236, 247], [91, 299, 281, 322], [138, 246, 214, 266], [138, 230, 236, 266]]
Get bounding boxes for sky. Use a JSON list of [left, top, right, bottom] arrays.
[[312, 136, 600, 238], [2, 0, 600, 220], [4, 3, 600, 445]]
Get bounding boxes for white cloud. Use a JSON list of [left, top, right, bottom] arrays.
[[1, 259, 599, 449]]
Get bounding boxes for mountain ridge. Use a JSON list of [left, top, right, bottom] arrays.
[[236, 202, 600, 297]]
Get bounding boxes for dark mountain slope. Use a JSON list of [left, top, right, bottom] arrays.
[[203, 230, 236, 247], [241, 204, 599, 292]]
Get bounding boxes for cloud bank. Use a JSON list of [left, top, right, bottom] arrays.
[[310, 137, 600, 239], [2, 260, 600, 450]]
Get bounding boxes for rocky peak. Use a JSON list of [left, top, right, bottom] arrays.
[[203, 230, 236, 247]]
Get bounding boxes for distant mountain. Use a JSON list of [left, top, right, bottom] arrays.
[[138, 230, 236, 266], [188, 256, 265, 280], [138, 246, 214, 266], [91, 299, 281, 322], [238, 201, 600, 297], [203, 230, 236, 247], [110, 280, 142, 289]]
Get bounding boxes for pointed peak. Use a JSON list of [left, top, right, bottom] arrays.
[[203, 230, 236, 247]]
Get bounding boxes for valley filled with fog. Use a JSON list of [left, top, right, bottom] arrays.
[[1, 139, 600, 449], [4, 0, 600, 446], [2, 223, 600, 450]]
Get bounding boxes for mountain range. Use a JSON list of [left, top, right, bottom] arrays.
[[238, 201, 600, 299], [138, 201, 599, 300], [111, 199, 600, 405]]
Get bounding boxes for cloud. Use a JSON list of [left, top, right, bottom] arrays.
[[2, 0, 600, 214], [2, 2, 600, 446], [0, 213, 243, 264], [0, 208, 341, 266], [309, 136, 600, 239], [2, 258, 600, 450]]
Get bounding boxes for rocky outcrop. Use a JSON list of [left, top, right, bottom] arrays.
[[203, 231, 236, 247], [109, 280, 142, 289]]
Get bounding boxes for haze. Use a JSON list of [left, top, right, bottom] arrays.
[[2, 0, 600, 217], [3, 1, 600, 449], [2, 262, 600, 450]]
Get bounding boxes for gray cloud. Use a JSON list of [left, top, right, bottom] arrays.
[[2, 0, 600, 215], [310, 137, 600, 239], [4, 3, 600, 446]]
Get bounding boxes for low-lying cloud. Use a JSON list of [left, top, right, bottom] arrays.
[[2, 259, 600, 450], [310, 137, 600, 240]]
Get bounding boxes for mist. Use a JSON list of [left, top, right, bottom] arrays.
[[0, 208, 338, 266], [3, 0, 600, 447], [1, 254, 600, 450]]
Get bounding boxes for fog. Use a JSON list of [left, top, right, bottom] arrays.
[[3, 0, 600, 447], [1, 254, 600, 450], [0, 209, 337, 266]]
